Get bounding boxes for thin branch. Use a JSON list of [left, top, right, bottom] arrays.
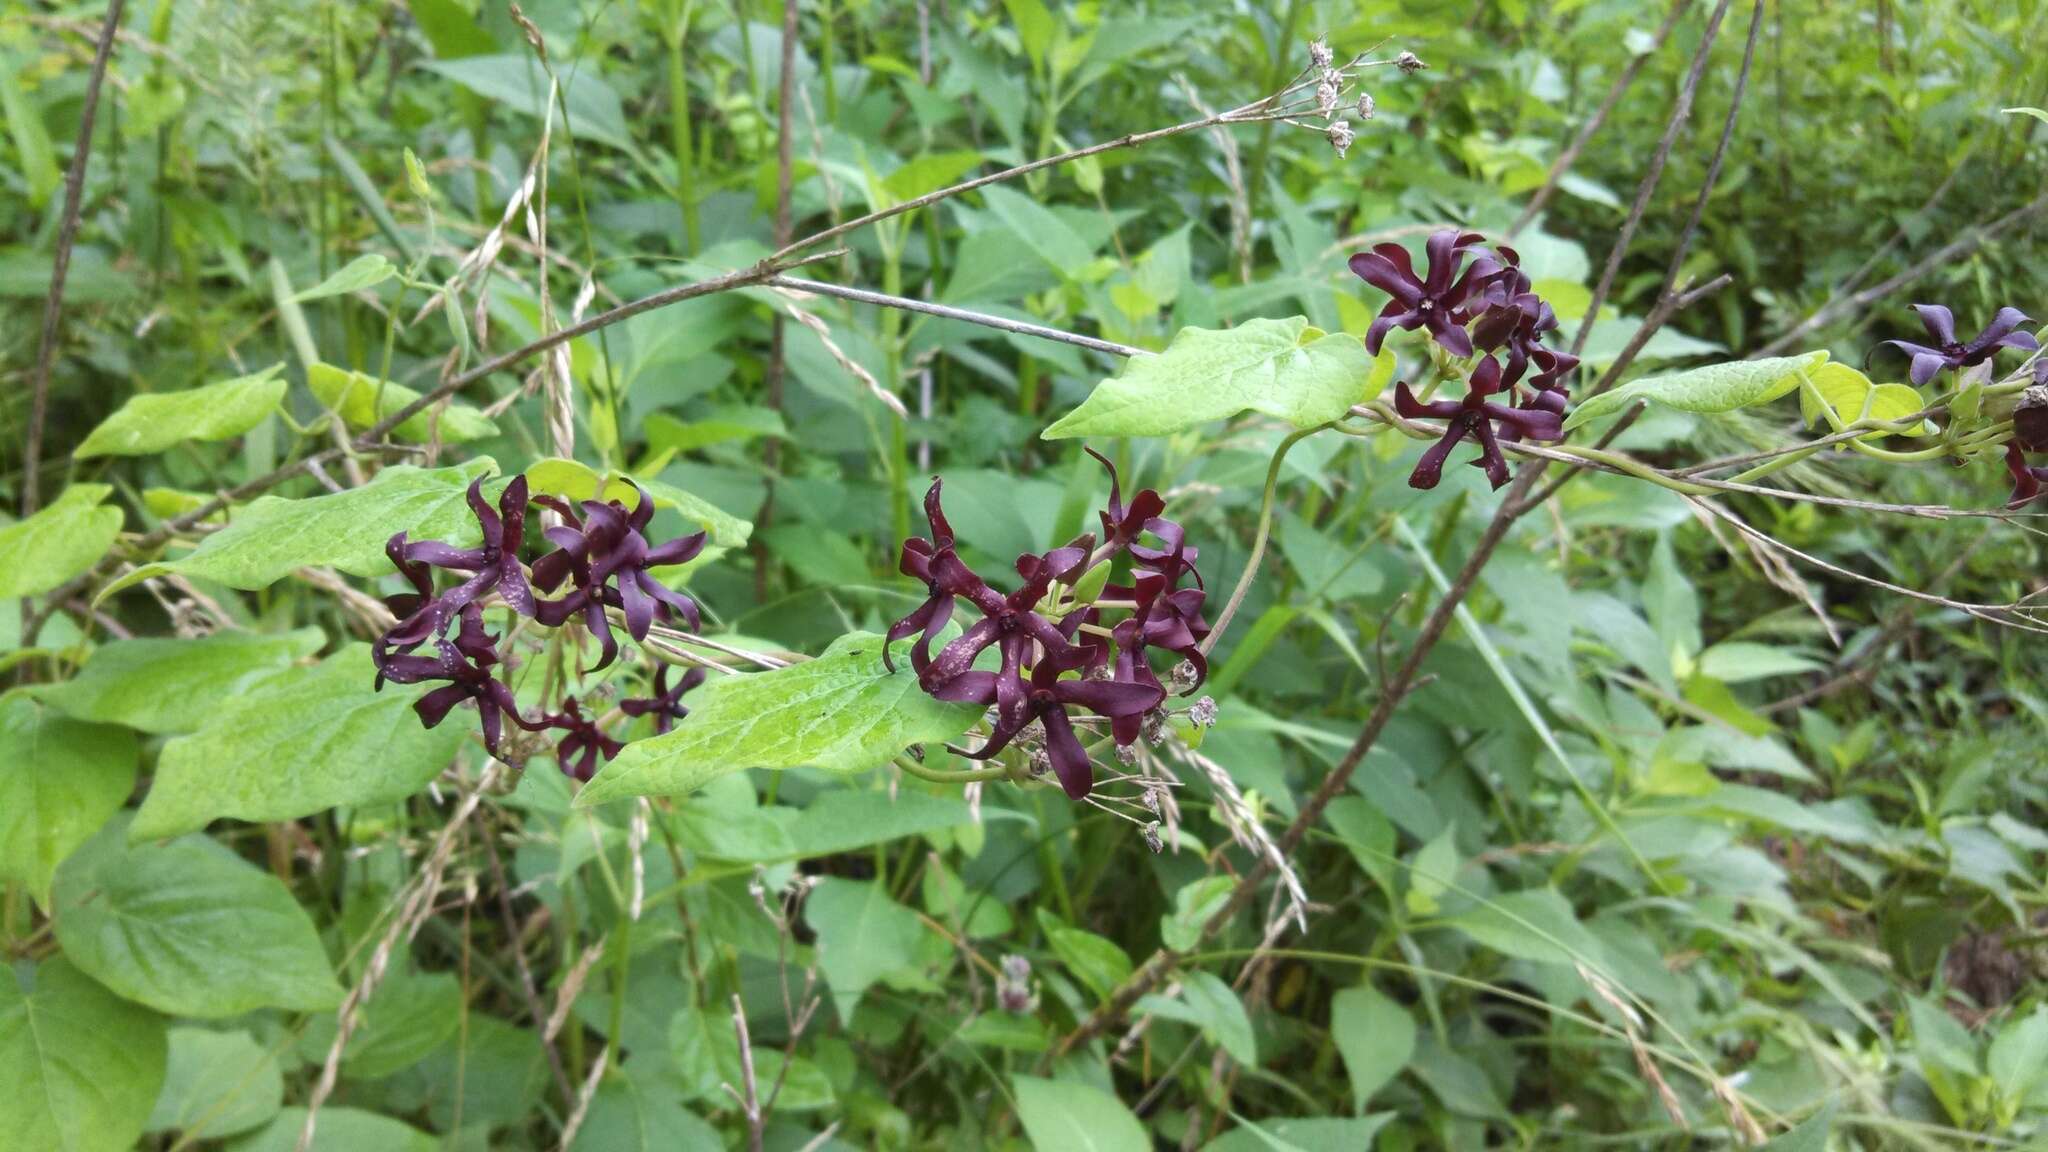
[[1507, 0, 1688, 238], [765, 275, 1143, 358], [1569, 0, 1734, 358], [22, 0, 126, 519]]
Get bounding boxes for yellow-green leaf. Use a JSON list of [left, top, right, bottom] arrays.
[[74, 366, 286, 458]]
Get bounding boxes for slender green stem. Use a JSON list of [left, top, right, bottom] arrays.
[[1199, 423, 1328, 657], [895, 755, 1013, 785], [666, 3, 700, 253]]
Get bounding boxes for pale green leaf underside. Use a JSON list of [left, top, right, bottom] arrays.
[[307, 361, 497, 444], [32, 628, 324, 734], [74, 366, 286, 458], [98, 458, 497, 601], [145, 1028, 283, 1141], [132, 645, 467, 841], [1010, 1074, 1151, 1152], [1564, 351, 1828, 430], [0, 484, 123, 599], [1044, 316, 1376, 439], [0, 959, 168, 1152], [0, 694, 138, 906], [53, 819, 344, 1018], [575, 632, 981, 806]]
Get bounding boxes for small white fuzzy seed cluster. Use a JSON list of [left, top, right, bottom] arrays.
[[1281, 35, 1422, 160]]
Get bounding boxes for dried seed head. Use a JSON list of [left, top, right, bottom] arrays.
[[1170, 659, 1201, 695], [1327, 121, 1356, 158], [1308, 36, 1333, 69], [1142, 708, 1170, 746], [1188, 695, 1219, 728], [1396, 50, 1426, 74], [1141, 784, 1162, 814], [996, 954, 1038, 1013], [1142, 821, 1165, 854], [1315, 79, 1341, 115], [1027, 746, 1052, 778], [1356, 92, 1377, 120], [1115, 742, 1139, 766], [1000, 953, 1032, 983]]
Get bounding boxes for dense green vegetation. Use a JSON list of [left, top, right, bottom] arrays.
[[3, 1, 2047, 1150]]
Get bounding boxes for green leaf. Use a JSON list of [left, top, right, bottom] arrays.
[[294, 254, 395, 301], [99, 458, 497, 599], [0, 57, 58, 208], [1758, 1104, 1835, 1151], [146, 1028, 284, 1141], [0, 959, 168, 1152], [784, 788, 974, 857], [1799, 362, 1931, 436], [1010, 1075, 1148, 1152], [2002, 106, 2048, 125], [74, 366, 287, 458], [1563, 351, 1828, 430], [1201, 1116, 1395, 1152], [1045, 317, 1376, 439], [1404, 824, 1460, 916], [306, 362, 496, 444], [0, 694, 138, 906], [421, 55, 633, 152], [1330, 984, 1414, 1111], [32, 628, 323, 734], [882, 150, 986, 202], [1162, 875, 1234, 952], [571, 1057, 727, 1150], [0, 484, 124, 599], [225, 1108, 436, 1152], [1134, 971, 1255, 1064], [132, 645, 467, 841], [299, 971, 461, 1080], [1002, 0, 1059, 69], [53, 819, 344, 1018], [643, 406, 787, 455], [1046, 921, 1134, 1003], [803, 877, 934, 1015], [575, 633, 981, 806], [1989, 1007, 2048, 1110], [1440, 888, 1608, 967], [1697, 642, 1823, 683], [523, 456, 752, 548]]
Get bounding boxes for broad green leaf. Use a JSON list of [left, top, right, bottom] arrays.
[[1134, 971, 1255, 1064], [1799, 362, 1931, 436], [0, 694, 138, 905], [421, 55, 632, 151], [74, 366, 287, 458], [523, 456, 752, 547], [1758, 1104, 1835, 1151], [1046, 921, 1134, 1003], [1045, 317, 1377, 439], [0, 484, 123, 599], [575, 633, 980, 806], [643, 406, 786, 455], [1331, 984, 1414, 1112], [146, 1028, 283, 1140], [882, 150, 985, 202], [784, 788, 973, 857], [1011, 1075, 1148, 1152], [33, 628, 323, 734], [1440, 888, 1608, 967], [1162, 875, 1234, 952], [1697, 642, 1823, 683], [131, 645, 466, 841], [299, 971, 461, 1080], [294, 254, 395, 301], [226, 1108, 436, 1152], [0, 959, 168, 1152], [1989, 1007, 2048, 1110], [803, 877, 934, 1015], [0, 56, 58, 207], [571, 1057, 726, 1150], [1563, 351, 1828, 430], [99, 458, 497, 599], [306, 362, 497, 444], [1404, 824, 1460, 916], [53, 819, 344, 1018], [1202, 1116, 1395, 1152], [1002, 0, 1059, 69]]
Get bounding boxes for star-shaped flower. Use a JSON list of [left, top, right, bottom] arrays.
[[1886, 304, 2038, 386], [1349, 229, 1493, 356], [1394, 356, 1565, 490]]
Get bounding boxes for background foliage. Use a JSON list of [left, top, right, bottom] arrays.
[[3, 1, 2047, 1150]]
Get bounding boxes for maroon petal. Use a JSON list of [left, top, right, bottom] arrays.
[[1040, 708, 1094, 800], [1911, 303, 1957, 347]]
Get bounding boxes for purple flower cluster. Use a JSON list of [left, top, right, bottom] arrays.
[[1350, 229, 1578, 490], [373, 475, 705, 777], [1886, 304, 2036, 387], [885, 452, 1209, 800]]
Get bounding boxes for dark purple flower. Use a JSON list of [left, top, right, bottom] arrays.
[[376, 604, 537, 759], [919, 543, 1092, 705], [943, 642, 1163, 800], [2005, 442, 2048, 509], [542, 697, 623, 782], [621, 665, 706, 735], [531, 484, 705, 671], [1089, 448, 1166, 552], [1887, 305, 2038, 386], [883, 480, 964, 675], [1394, 356, 1564, 490], [1349, 229, 1492, 356], [380, 476, 535, 658]]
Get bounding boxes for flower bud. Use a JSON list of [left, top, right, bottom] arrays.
[[1315, 79, 1340, 115], [1328, 121, 1356, 158], [1357, 92, 1377, 120], [1142, 822, 1165, 854], [2014, 384, 2048, 452]]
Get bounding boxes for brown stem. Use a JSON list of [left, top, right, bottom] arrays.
[[755, 0, 800, 600], [22, 0, 126, 520]]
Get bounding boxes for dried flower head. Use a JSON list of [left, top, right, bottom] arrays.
[[1308, 36, 1333, 69], [1356, 92, 1377, 119], [1396, 50, 1426, 73], [1327, 120, 1356, 158]]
